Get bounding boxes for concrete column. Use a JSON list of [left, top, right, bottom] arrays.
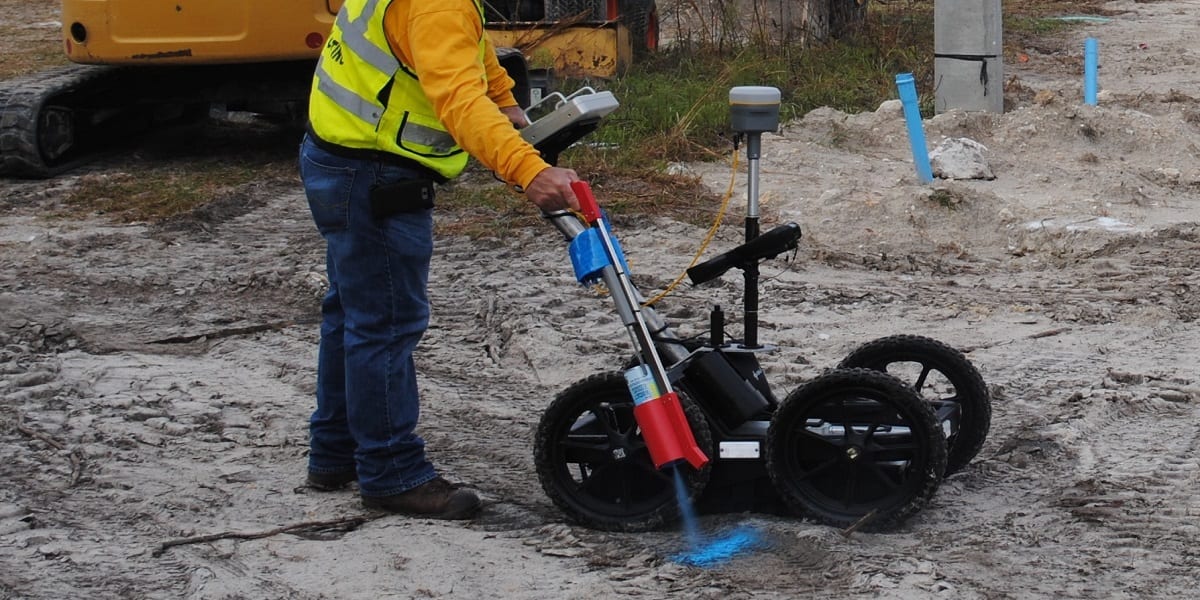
[[934, 0, 1003, 113]]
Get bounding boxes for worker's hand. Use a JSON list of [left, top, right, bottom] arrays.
[[524, 167, 581, 213], [501, 105, 529, 129]]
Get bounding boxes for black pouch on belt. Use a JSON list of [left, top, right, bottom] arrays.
[[369, 179, 435, 219]]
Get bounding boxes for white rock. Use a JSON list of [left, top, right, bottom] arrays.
[[875, 99, 903, 115], [930, 137, 994, 180]]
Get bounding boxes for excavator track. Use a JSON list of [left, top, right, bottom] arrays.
[[0, 64, 119, 178], [0, 61, 314, 179]]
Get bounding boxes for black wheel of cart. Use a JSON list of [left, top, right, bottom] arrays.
[[838, 335, 990, 475], [535, 372, 712, 531], [766, 368, 947, 531]]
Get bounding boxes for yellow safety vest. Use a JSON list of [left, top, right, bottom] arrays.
[[308, 0, 487, 180]]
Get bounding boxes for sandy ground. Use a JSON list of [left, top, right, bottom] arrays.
[[3, 0, 1200, 598]]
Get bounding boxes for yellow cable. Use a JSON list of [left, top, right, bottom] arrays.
[[642, 147, 739, 306]]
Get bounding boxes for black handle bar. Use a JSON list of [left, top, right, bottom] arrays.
[[687, 222, 802, 285]]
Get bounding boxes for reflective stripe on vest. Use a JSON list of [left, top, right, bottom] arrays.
[[308, 0, 487, 178], [335, 1, 398, 75]]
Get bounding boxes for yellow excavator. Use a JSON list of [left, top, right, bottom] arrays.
[[0, 0, 657, 178]]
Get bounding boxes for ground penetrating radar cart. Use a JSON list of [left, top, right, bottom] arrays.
[[526, 86, 991, 532]]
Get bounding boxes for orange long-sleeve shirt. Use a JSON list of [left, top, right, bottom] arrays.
[[383, 0, 550, 190]]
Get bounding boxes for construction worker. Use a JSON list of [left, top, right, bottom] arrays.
[[299, 0, 581, 519]]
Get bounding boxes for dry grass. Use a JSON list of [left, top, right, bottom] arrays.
[[61, 162, 296, 223], [436, 165, 720, 237], [0, 33, 67, 80], [59, 120, 301, 223], [0, 0, 68, 79], [1001, 0, 1122, 16]]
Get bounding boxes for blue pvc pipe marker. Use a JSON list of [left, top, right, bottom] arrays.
[[1084, 38, 1099, 105], [895, 73, 934, 183]]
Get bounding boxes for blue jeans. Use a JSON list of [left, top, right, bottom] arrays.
[[299, 135, 438, 497]]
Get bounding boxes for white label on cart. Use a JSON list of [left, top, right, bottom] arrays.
[[719, 441, 761, 459]]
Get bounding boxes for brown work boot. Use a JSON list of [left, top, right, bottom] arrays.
[[306, 469, 357, 491], [361, 477, 481, 520]]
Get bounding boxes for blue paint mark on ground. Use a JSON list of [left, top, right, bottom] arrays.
[[672, 525, 766, 568]]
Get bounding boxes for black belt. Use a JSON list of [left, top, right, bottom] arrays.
[[304, 125, 448, 184]]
